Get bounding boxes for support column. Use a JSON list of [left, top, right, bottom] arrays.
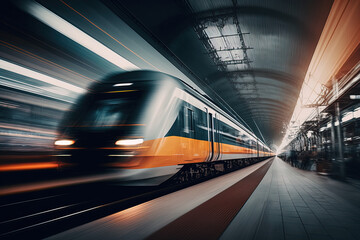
[[330, 115, 336, 161], [335, 101, 345, 179], [332, 77, 345, 179], [317, 107, 322, 152]]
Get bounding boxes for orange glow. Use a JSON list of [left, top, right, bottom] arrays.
[[105, 90, 138, 93], [0, 172, 123, 195], [0, 162, 58, 172], [113, 136, 259, 169], [280, 0, 360, 150]]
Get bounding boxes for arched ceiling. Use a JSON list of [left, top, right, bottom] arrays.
[[110, 0, 334, 146]]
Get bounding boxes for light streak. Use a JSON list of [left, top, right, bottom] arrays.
[[54, 139, 75, 146], [0, 76, 75, 103], [0, 132, 54, 140], [0, 162, 58, 172], [0, 123, 56, 135], [278, 0, 360, 151], [26, 2, 139, 71], [0, 40, 97, 83], [0, 59, 85, 93], [59, 0, 159, 71], [115, 138, 144, 146], [113, 83, 133, 87]]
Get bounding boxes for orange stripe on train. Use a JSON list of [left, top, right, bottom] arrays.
[[109, 136, 261, 169]]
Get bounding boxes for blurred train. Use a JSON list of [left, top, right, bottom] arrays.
[[54, 71, 273, 185]]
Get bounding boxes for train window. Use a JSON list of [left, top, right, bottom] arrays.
[[202, 111, 207, 126], [189, 109, 194, 131], [185, 108, 194, 132], [198, 110, 207, 126], [184, 107, 188, 133], [184, 108, 194, 133], [224, 125, 230, 134]]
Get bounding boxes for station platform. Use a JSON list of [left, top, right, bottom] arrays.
[[47, 157, 360, 240]]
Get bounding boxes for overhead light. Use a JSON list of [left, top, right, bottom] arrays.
[[350, 95, 360, 99], [55, 139, 75, 146], [306, 131, 313, 138], [26, 2, 139, 71], [113, 83, 133, 87], [342, 112, 354, 122], [106, 89, 137, 93], [0, 59, 85, 94], [115, 138, 143, 146], [354, 107, 360, 118]]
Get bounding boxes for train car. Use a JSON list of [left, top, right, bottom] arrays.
[[54, 71, 273, 185]]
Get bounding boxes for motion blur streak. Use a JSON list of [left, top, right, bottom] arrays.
[[0, 132, 54, 140], [26, 1, 139, 71], [0, 75, 74, 102], [0, 172, 123, 195], [59, 0, 160, 71], [0, 39, 97, 83], [0, 59, 85, 93], [0, 88, 70, 111], [0, 162, 58, 172], [0, 123, 56, 135]]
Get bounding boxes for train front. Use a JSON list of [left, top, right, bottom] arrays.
[[54, 72, 180, 184]]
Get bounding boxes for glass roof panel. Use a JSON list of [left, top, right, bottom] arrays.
[[217, 51, 233, 61], [204, 25, 221, 38], [222, 24, 238, 35], [209, 38, 227, 51]]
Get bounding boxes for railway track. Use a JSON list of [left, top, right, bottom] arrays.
[[0, 182, 184, 240], [0, 158, 269, 239]]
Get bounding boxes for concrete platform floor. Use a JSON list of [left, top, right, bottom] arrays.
[[47, 157, 360, 240], [221, 157, 360, 240]]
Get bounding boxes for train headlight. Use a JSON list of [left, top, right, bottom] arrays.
[[54, 139, 75, 146], [115, 138, 143, 146]]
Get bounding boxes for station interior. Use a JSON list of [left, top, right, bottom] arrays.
[[1, 0, 360, 239]]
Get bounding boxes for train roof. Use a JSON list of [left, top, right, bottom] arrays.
[[103, 70, 178, 83]]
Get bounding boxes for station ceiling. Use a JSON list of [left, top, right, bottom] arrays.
[[5, 0, 360, 151], [111, 0, 334, 146]]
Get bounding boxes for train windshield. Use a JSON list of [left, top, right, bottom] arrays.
[[70, 88, 151, 128], [80, 98, 137, 127]]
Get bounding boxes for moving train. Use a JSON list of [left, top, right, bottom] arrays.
[[54, 71, 273, 185]]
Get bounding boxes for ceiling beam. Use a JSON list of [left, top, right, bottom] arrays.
[[218, 59, 253, 66], [193, 6, 307, 36]]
